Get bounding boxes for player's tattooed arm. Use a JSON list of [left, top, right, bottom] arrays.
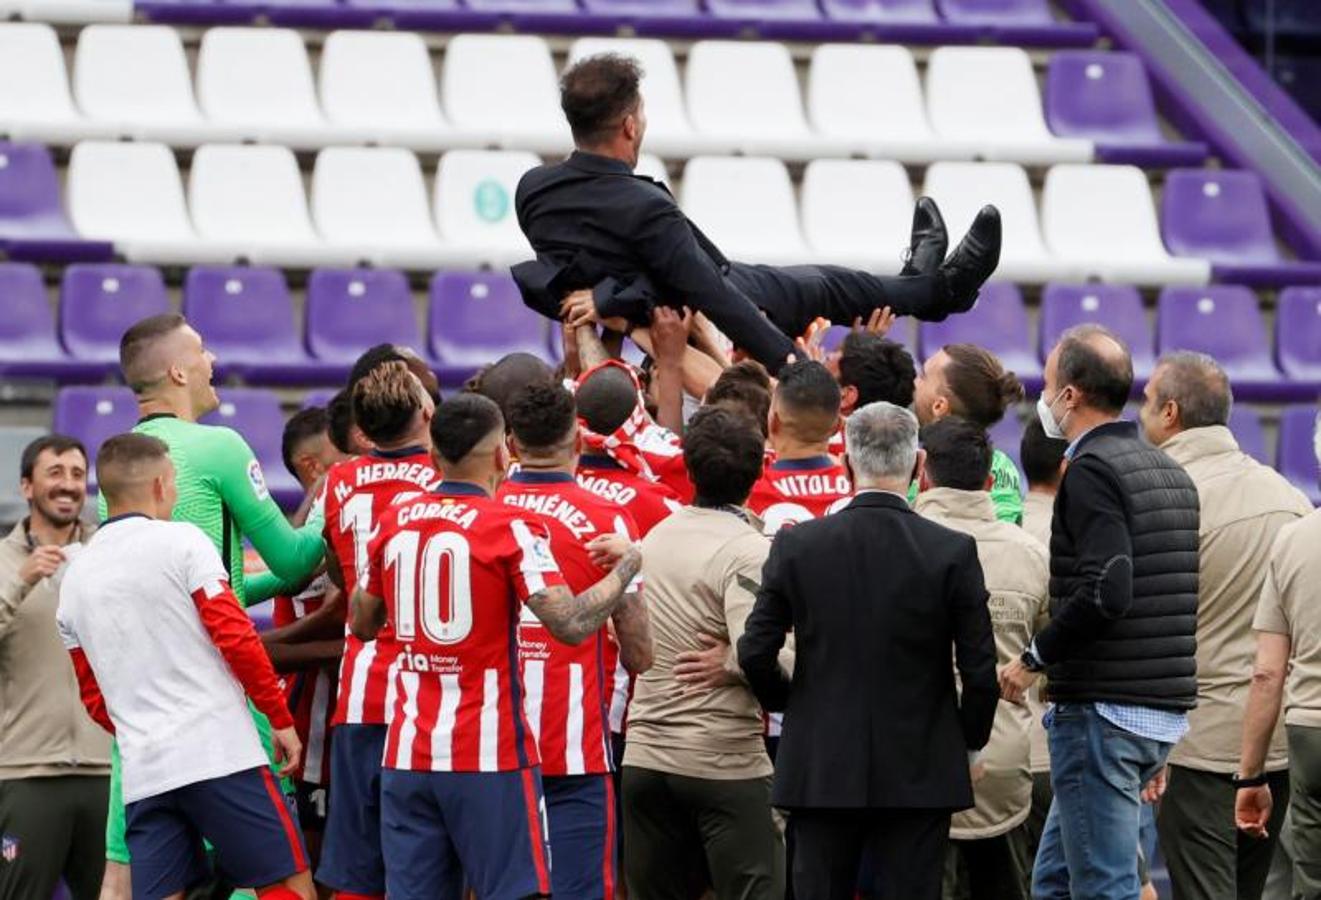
[[612, 588, 654, 674], [527, 545, 643, 646], [348, 586, 387, 642]]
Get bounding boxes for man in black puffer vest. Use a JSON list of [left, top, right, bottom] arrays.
[[999, 324, 1199, 900]]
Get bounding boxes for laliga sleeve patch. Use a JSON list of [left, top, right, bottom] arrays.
[[247, 458, 270, 501]]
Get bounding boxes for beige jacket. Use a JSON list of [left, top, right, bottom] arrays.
[[1162, 426, 1313, 773], [916, 488, 1049, 839], [1019, 489, 1055, 773], [1253, 509, 1321, 728], [0, 521, 111, 779], [1021, 491, 1054, 550], [624, 506, 793, 780]]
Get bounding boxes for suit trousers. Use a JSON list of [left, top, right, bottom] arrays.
[[788, 807, 951, 900], [727, 263, 945, 341], [1289, 725, 1321, 900]]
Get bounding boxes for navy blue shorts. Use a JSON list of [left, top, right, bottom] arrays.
[[124, 766, 307, 900], [316, 724, 386, 895], [544, 773, 618, 900], [380, 767, 551, 900]]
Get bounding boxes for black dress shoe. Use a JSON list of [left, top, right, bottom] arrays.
[[899, 196, 948, 277], [938, 205, 1002, 314]]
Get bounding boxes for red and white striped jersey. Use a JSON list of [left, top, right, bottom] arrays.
[[745, 455, 853, 536], [367, 482, 567, 772], [576, 454, 683, 537], [496, 471, 641, 776], [272, 574, 336, 785], [324, 448, 441, 727]]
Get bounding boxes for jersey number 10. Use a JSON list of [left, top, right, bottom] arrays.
[[384, 530, 475, 645]]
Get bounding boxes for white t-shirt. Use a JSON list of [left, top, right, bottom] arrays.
[[57, 515, 267, 803]]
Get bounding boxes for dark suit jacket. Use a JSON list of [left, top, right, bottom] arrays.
[[737, 491, 999, 811], [513, 150, 795, 367]]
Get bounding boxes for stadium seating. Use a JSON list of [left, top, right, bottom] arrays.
[[59, 264, 170, 374], [429, 271, 558, 385], [800, 159, 913, 272], [0, 425, 46, 522], [936, 0, 1095, 45], [919, 282, 1043, 390], [201, 388, 303, 507], [988, 411, 1024, 484], [0, 141, 113, 262], [679, 156, 807, 266], [819, 317, 919, 360], [1276, 287, 1321, 389], [1278, 406, 1321, 506], [1155, 285, 1305, 402], [305, 268, 421, 372], [1044, 51, 1208, 167], [51, 386, 138, 492], [0, 262, 88, 381], [1041, 164, 1212, 285], [1159, 169, 1321, 286], [1038, 283, 1154, 383], [1228, 405, 1267, 465], [0, 22, 102, 145], [433, 149, 540, 268], [441, 34, 572, 154]]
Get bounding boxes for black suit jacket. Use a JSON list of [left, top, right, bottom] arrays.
[[737, 491, 999, 811], [513, 151, 795, 367]]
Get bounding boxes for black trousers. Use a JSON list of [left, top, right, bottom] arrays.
[[789, 807, 951, 900], [1157, 764, 1291, 900], [622, 766, 784, 900], [727, 263, 946, 340], [0, 775, 109, 900], [944, 832, 1027, 900]]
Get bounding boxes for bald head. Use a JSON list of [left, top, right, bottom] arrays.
[[576, 366, 641, 436], [1053, 324, 1133, 414], [468, 353, 555, 419]]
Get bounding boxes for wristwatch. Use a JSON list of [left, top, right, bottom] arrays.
[[1020, 647, 1045, 673], [1232, 772, 1270, 789]]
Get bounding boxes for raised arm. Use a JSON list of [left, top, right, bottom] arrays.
[[588, 527, 653, 674]]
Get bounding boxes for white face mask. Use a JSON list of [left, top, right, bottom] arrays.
[[1037, 390, 1068, 441]]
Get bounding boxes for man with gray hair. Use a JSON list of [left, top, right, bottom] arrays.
[[1138, 351, 1313, 900], [739, 401, 998, 900]]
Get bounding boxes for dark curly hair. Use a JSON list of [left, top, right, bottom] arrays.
[[560, 53, 644, 145], [508, 381, 577, 453], [683, 406, 765, 508], [839, 334, 916, 408]]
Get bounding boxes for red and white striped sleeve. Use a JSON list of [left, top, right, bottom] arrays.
[[506, 517, 567, 601]]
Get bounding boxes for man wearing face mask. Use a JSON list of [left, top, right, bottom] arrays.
[[999, 325, 1201, 900]]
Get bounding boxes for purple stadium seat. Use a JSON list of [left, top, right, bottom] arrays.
[[1227, 406, 1267, 465], [0, 142, 113, 263], [822, 0, 938, 22], [577, 0, 731, 36], [264, 0, 383, 28], [353, 0, 494, 31], [59, 265, 170, 375], [52, 386, 139, 492], [1160, 169, 1321, 287], [201, 388, 303, 509], [820, 318, 920, 362], [1045, 52, 1208, 168], [135, 0, 264, 24], [919, 282, 1043, 391], [1039, 283, 1154, 383], [935, 0, 1097, 46], [1277, 287, 1321, 388], [306, 269, 422, 376], [702, 0, 867, 39], [183, 266, 329, 384], [302, 389, 337, 410], [1155, 285, 1301, 401], [428, 272, 557, 386], [0, 263, 80, 381], [1277, 406, 1320, 506]]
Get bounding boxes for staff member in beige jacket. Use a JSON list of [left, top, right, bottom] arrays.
[[916, 417, 1049, 900], [1235, 413, 1321, 899], [0, 435, 110, 900], [1139, 352, 1313, 900], [622, 406, 793, 900]]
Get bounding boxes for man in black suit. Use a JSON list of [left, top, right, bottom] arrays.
[[513, 54, 1002, 376], [738, 401, 999, 900]]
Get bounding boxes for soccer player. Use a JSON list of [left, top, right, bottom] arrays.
[[349, 393, 642, 900], [746, 361, 852, 534], [318, 362, 442, 900], [58, 434, 312, 900], [498, 382, 653, 899], [102, 314, 327, 896]]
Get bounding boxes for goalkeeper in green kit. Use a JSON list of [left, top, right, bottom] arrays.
[[98, 314, 326, 899]]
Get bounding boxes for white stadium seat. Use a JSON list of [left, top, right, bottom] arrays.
[[189, 144, 342, 268], [922, 161, 1078, 284], [19, 0, 131, 22], [0, 23, 105, 143], [808, 44, 973, 164], [196, 28, 344, 149], [442, 35, 572, 155], [433, 149, 541, 269], [568, 37, 727, 158], [926, 47, 1093, 165], [680, 156, 807, 266], [1042, 164, 1211, 285], [800, 159, 914, 273], [634, 153, 669, 186], [311, 146, 446, 270], [73, 25, 210, 146], [319, 30, 477, 152], [67, 140, 219, 264], [686, 41, 847, 161]]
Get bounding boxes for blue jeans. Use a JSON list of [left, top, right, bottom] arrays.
[[1031, 703, 1171, 900]]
